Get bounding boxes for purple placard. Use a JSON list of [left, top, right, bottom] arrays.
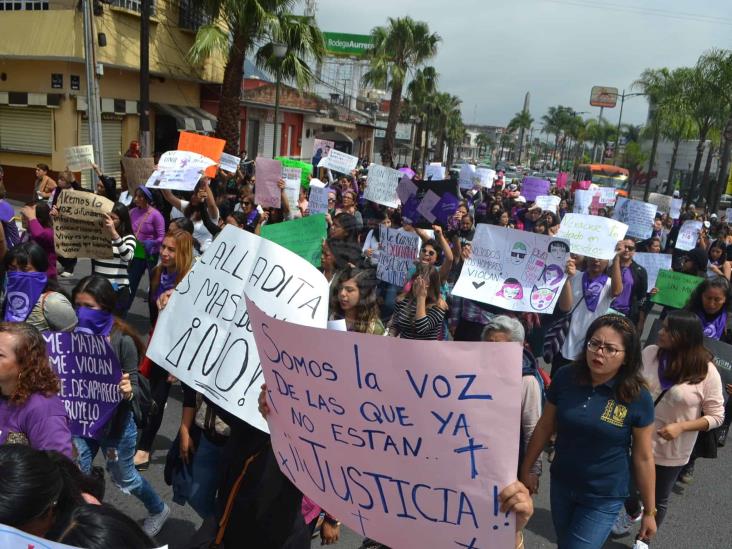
[[42, 332, 123, 439], [431, 191, 460, 225], [521, 177, 550, 202], [401, 195, 421, 224]]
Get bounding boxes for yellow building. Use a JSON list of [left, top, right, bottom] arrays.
[[0, 0, 225, 199]]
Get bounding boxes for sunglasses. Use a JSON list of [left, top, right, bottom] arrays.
[[421, 249, 437, 257]]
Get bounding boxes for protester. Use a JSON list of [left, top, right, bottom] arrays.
[[20, 202, 56, 279], [162, 179, 219, 252], [0, 322, 73, 456], [610, 237, 648, 328], [53, 504, 157, 548], [684, 276, 732, 341], [520, 315, 657, 548], [71, 275, 170, 537], [329, 266, 384, 334], [128, 186, 166, 302], [387, 264, 448, 339], [614, 310, 724, 535], [34, 163, 56, 201], [2, 242, 77, 332], [707, 239, 731, 279], [91, 163, 118, 202]]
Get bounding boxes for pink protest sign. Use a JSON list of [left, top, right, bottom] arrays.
[[556, 172, 568, 189], [248, 299, 523, 549], [255, 157, 283, 209]]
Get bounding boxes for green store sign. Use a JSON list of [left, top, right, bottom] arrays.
[[323, 32, 373, 56]]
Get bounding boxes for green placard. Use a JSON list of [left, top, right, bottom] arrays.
[[650, 269, 703, 309], [276, 157, 313, 188], [260, 214, 327, 267], [323, 32, 374, 56]]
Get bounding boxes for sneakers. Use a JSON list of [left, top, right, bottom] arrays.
[[678, 463, 695, 484], [59, 271, 74, 278], [143, 503, 170, 537], [611, 507, 642, 536]]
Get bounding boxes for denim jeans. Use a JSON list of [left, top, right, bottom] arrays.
[[74, 411, 165, 515], [172, 434, 224, 519], [625, 464, 684, 527], [550, 478, 624, 549]]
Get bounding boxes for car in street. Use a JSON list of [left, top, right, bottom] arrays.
[[542, 171, 558, 184]]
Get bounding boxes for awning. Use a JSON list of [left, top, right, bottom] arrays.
[[316, 131, 353, 144], [75, 95, 138, 115], [0, 91, 62, 108], [153, 103, 217, 133]]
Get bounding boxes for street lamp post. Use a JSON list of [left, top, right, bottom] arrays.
[[613, 90, 645, 164], [271, 42, 288, 158]]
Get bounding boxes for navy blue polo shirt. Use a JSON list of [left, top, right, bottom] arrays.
[[548, 365, 654, 498]]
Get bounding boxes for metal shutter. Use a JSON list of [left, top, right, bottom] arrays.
[[262, 122, 274, 158], [0, 106, 52, 154], [80, 118, 123, 187]]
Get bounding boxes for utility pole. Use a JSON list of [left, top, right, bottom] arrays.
[[139, 0, 151, 157], [82, 0, 103, 188]]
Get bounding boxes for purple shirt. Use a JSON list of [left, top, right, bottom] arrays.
[[129, 206, 165, 255], [611, 265, 635, 314], [28, 219, 57, 278], [0, 392, 73, 458]]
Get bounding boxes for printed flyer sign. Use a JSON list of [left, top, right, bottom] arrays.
[[676, 220, 703, 251], [453, 224, 570, 313]]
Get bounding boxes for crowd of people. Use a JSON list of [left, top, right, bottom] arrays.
[[0, 149, 729, 549]]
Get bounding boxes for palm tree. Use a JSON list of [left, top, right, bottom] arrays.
[[476, 133, 495, 160], [508, 110, 534, 164], [188, 1, 325, 154], [363, 17, 441, 167], [584, 118, 618, 164], [541, 105, 574, 167], [403, 66, 438, 169], [633, 67, 673, 200], [432, 92, 462, 163], [446, 113, 466, 168]]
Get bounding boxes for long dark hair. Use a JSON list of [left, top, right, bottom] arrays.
[[35, 201, 52, 228], [573, 315, 646, 403], [329, 266, 381, 333], [332, 212, 359, 242], [685, 276, 732, 316], [54, 504, 156, 548], [708, 239, 728, 265], [0, 445, 85, 536], [111, 202, 132, 237], [72, 275, 146, 359], [3, 241, 65, 296], [657, 310, 710, 385]]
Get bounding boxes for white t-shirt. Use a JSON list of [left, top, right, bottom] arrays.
[[171, 200, 219, 252], [561, 271, 614, 361]]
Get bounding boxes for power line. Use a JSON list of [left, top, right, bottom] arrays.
[[543, 0, 732, 26]]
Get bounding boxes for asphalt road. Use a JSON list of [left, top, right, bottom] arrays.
[[59, 261, 732, 549]]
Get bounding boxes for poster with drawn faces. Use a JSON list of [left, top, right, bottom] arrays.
[[452, 224, 571, 314]]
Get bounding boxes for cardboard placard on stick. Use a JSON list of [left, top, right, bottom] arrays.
[[53, 190, 114, 259]]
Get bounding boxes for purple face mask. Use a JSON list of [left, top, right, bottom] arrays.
[[75, 306, 114, 336]]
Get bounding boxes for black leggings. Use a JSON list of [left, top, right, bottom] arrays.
[[137, 363, 172, 453], [625, 464, 685, 527]]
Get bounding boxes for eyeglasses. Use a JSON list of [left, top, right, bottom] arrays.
[[587, 338, 625, 357], [328, 198, 336, 203], [421, 249, 437, 257]]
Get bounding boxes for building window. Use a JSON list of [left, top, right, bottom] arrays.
[[0, 1, 49, 9], [179, 0, 211, 31], [108, 0, 155, 15]]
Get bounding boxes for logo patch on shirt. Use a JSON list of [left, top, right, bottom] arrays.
[[600, 399, 628, 427]]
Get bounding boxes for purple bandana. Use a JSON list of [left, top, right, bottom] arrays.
[[658, 351, 674, 391], [4, 271, 47, 322], [153, 269, 177, 302], [582, 271, 609, 313], [697, 310, 727, 340], [76, 306, 115, 336]]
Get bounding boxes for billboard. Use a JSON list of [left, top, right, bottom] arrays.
[[323, 32, 374, 56], [590, 86, 619, 108]]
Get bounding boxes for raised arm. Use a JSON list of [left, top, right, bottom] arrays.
[[557, 258, 576, 313], [161, 189, 182, 212]]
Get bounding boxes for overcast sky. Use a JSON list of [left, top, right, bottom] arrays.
[[312, 0, 732, 129]]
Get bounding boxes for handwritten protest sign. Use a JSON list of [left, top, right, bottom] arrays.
[[453, 224, 570, 313], [261, 214, 327, 267], [556, 172, 568, 189], [146, 225, 329, 432], [318, 149, 359, 174], [53, 190, 114, 259], [364, 164, 401, 208], [425, 163, 445, 180], [612, 197, 657, 239], [676, 220, 703, 251], [647, 320, 732, 390], [633, 252, 672, 289], [219, 152, 240, 173], [556, 213, 628, 260], [177, 131, 225, 177], [648, 192, 673, 213], [277, 157, 313, 187], [459, 164, 477, 190], [475, 168, 496, 188], [157, 150, 216, 171], [670, 198, 682, 219], [651, 269, 703, 309], [308, 180, 329, 214], [535, 195, 560, 213], [65, 145, 95, 171], [145, 168, 203, 192], [121, 157, 155, 195], [521, 177, 550, 202], [282, 167, 302, 208], [255, 157, 283, 209], [43, 332, 122, 439], [573, 189, 593, 214], [598, 187, 617, 206], [375, 227, 421, 286], [250, 300, 522, 549]]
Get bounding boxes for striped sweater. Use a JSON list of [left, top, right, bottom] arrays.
[[91, 234, 136, 287], [387, 298, 447, 340]]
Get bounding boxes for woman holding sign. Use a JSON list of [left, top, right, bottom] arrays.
[[520, 315, 657, 548], [387, 264, 448, 340], [329, 266, 384, 335], [613, 311, 723, 535], [71, 275, 171, 537]]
